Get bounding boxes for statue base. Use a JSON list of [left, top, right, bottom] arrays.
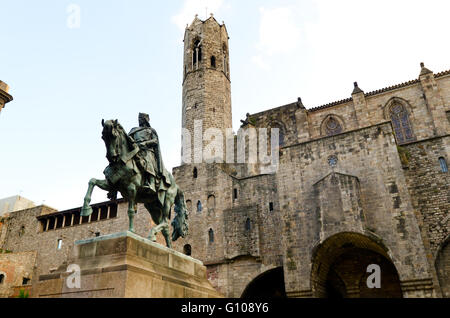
[[36, 231, 223, 298]]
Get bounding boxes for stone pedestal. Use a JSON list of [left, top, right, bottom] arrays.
[[36, 232, 223, 298]]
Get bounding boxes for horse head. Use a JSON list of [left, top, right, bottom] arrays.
[[102, 119, 123, 163]]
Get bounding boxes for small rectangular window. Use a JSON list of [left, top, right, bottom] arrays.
[[91, 207, 99, 222], [40, 219, 47, 232], [55, 215, 64, 229], [109, 204, 118, 218], [48, 218, 55, 230], [64, 214, 72, 227], [269, 202, 274, 211], [81, 215, 90, 224], [73, 212, 81, 225], [57, 239, 62, 250], [100, 206, 108, 220]]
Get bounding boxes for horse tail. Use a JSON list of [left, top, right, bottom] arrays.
[[172, 187, 189, 241]]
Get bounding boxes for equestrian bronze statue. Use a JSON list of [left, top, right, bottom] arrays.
[[81, 113, 188, 248]]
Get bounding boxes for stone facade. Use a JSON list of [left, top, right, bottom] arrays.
[[171, 17, 450, 298], [0, 251, 36, 297]]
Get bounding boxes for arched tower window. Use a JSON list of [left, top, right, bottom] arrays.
[[193, 40, 202, 69], [208, 229, 214, 243], [245, 218, 251, 231], [19, 225, 25, 237], [193, 167, 198, 179], [183, 244, 192, 256], [439, 157, 448, 173], [223, 43, 228, 75], [207, 195, 216, 210], [211, 56, 216, 68], [390, 104, 415, 144], [197, 201, 203, 213], [0, 273, 5, 284], [325, 117, 343, 136], [186, 200, 192, 214]]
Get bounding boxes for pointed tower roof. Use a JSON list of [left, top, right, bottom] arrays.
[[352, 82, 364, 95], [296, 97, 305, 109], [419, 62, 433, 76]]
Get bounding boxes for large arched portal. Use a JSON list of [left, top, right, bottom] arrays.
[[311, 232, 402, 298], [435, 237, 450, 298], [241, 267, 287, 298]]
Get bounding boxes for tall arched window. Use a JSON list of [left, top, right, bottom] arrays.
[[439, 157, 448, 173], [245, 218, 251, 231], [193, 167, 198, 179], [0, 274, 5, 284], [186, 200, 192, 214], [325, 117, 343, 136], [193, 40, 202, 69], [223, 43, 228, 75], [208, 229, 214, 243], [197, 201, 203, 213], [390, 104, 415, 144], [207, 195, 216, 210], [210, 56, 216, 68]]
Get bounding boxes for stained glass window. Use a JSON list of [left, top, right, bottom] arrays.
[[390, 104, 415, 144]]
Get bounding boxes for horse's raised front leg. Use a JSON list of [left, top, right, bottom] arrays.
[[81, 178, 111, 216]]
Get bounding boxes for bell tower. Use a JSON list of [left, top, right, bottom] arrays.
[[181, 15, 232, 162]]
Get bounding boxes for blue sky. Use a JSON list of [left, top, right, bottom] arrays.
[[0, 0, 449, 210]]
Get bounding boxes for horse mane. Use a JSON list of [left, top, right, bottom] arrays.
[[115, 122, 136, 151]]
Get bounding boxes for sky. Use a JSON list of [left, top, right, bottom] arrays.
[[0, 0, 449, 210]]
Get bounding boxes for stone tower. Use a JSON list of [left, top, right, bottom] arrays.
[[182, 15, 232, 164], [0, 80, 13, 113]]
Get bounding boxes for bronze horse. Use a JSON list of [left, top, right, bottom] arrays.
[[81, 120, 188, 248]]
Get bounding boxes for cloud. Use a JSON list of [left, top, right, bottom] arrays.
[[252, 6, 302, 70], [172, 0, 226, 32]]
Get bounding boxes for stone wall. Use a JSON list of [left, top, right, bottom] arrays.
[[277, 123, 434, 296], [0, 251, 36, 297], [402, 137, 450, 254]]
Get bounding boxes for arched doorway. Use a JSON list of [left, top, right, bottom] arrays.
[[311, 232, 402, 298], [435, 237, 450, 298], [241, 267, 287, 298]]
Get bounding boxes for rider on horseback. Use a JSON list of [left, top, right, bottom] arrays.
[[128, 113, 171, 198]]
